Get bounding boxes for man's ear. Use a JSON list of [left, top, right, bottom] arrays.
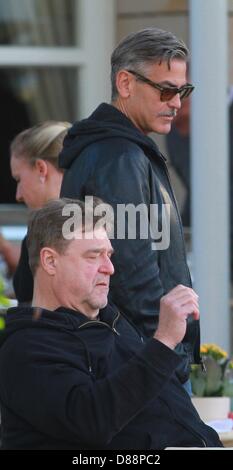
[[35, 159, 48, 183], [115, 70, 134, 98], [40, 247, 58, 275]]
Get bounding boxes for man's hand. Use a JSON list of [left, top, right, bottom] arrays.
[[154, 285, 199, 350]]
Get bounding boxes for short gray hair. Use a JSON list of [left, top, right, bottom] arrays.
[[111, 27, 189, 101]]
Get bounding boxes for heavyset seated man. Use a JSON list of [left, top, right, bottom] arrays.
[[0, 198, 222, 449]]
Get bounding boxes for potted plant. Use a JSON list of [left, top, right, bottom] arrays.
[[190, 344, 233, 421]]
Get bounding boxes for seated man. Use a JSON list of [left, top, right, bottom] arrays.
[[0, 198, 222, 449]]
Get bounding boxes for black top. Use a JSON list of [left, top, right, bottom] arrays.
[[0, 303, 221, 449]]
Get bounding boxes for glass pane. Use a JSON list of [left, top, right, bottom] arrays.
[[0, 67, 78, 204], [0, 0, 76, 46]]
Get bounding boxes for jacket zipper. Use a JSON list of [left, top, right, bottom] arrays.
[[112, 311, 121, 335]]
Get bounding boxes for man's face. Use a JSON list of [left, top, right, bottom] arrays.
[[53, 228, 114, 318], [125, 59, 187, 135]]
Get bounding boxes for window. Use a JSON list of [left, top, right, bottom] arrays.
[[0, 0, 80, 204], [0, 0, 114, 204], [0, 0, 76, 46]]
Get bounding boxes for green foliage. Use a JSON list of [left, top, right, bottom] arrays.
[[204, 357, 223, 395], [190, 365, 206, 396], [0, 276, 10, 307], [0, 317, 5, 330], [191, 344, 233, 397]]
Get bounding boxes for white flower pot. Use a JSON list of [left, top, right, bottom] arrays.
[[191, 396, 231, 422]]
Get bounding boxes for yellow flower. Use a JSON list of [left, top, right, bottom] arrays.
[[200, 343, 228, 361]]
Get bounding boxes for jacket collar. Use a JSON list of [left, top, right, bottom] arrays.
[[54, 302, 119, 328]]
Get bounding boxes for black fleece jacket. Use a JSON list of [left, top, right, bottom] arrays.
[[59, 103, 200, 382], [0, 304, 221, 450]]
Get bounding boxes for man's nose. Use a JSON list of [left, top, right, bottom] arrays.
[[168, 92, 182, 110], [100, 256, 115, 275]]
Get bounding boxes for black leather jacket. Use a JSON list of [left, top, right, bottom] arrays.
[[59, 103, 201, 381]]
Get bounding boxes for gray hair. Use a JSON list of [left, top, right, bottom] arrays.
[[111, 27, 189, 101]]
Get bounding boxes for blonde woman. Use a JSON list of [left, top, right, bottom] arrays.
[[0, 121, 71, 303]]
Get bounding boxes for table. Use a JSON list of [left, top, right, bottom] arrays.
[[219, 430, 233, 448]]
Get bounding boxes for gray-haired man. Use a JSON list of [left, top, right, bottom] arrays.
[[59, 28, 200, 389]]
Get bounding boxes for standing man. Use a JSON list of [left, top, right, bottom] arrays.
[[59, 28, 200, 386]]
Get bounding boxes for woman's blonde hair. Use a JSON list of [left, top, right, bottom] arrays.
[[10, 120, 71, 170]]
